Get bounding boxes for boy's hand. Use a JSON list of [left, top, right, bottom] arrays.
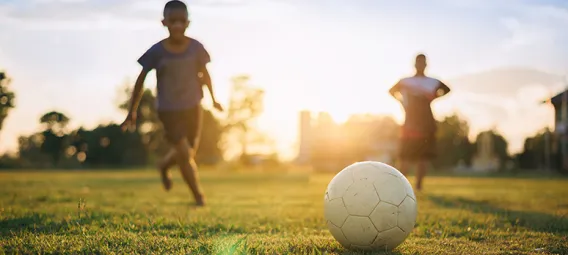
[[121, 112, 137, 132], [213, 101, 224, 112]]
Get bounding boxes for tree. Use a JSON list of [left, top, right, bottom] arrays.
[[39, 111, 71, 167], [118, 86, 164, 153], [196, 110, 223, 164], [223, 75, 266, 162], [40, 111, 70, 132], [435, 114, 475, 169], [516, 129, 560, 172], [0, 71, 16, 134], [18, 133, 51, 168], [75, 124, 148, 167], [473, 129, 510, 169]]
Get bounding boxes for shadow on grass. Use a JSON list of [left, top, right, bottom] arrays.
[[290, 248, 402, 255], [338, 250, 402, 255], [0, 211, 248, 238], [0, 212, 115, 236], [1, 214, 409, 255], [238, 242, 402, 255], [87, 177, 159, 186], [427, 195, 568, 234]]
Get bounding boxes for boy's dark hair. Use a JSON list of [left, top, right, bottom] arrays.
[[163, 0, 188, 17]]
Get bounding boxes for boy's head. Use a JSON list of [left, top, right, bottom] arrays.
[[162, 0, 189, 40], [414, 53, 427, 74]]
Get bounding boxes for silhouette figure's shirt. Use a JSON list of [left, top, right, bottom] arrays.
[[138, 38, 210, 110], [393, 76, 446, 137]]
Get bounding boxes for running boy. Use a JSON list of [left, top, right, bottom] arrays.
[[121, 0, 222, 206], [389, 53, 450, 191]]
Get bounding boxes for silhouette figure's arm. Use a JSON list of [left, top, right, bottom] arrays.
[[389, 81, 403, 101], [435, 81, 451, 98]]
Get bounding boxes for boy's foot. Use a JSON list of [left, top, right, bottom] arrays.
[[194, 195, 206, 207], [158, 165, 173, 191]]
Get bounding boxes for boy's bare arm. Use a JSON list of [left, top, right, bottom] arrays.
[[199, 66, 216, 102], [199, 66, 223, 111], [128, 69, 150, 114]]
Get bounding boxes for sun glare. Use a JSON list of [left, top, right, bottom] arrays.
[[322, 94, 405, 125]]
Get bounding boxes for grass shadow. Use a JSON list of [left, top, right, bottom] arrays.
[[338, 250, 403, 255], [242, 245, 402, 255], [0, 211, 115, 236], [0, 211, 249, 239], [427, 194, 568, 234], [135, 222, 249, 238]]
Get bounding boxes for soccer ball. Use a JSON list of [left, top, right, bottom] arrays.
[[324, 161, 417, 251]]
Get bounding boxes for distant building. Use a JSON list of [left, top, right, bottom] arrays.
[[295, 111, 399, 171], [549, 90, 568, 134], [547, 90, 568, 172], [296, 111, 339, 168], [296, 111, 313, 164]]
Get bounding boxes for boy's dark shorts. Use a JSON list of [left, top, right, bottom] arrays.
[[158, 105, 202, 149], [399, 135, 436, 161]]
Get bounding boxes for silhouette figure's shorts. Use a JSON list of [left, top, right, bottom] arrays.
[[158, 105, 202, 149], [399, 135, 436, 161]]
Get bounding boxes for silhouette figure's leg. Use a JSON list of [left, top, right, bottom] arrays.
[[399, 160, 410, 176], [415, 160, 428, 191]]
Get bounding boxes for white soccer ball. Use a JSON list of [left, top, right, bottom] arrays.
[[324, 161, 417, 251]]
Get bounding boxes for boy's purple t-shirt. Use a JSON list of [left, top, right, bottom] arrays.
[[137, 38, 210, 110]]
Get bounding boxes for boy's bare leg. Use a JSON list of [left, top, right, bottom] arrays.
[[415, 160, 428, 191], [188, 155, 205, 206], [158, 149, 176, 191], [174, 139, 205, 206]]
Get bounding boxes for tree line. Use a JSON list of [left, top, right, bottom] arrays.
[[0, 73, 269, 169], [0, 70, 563, 173]]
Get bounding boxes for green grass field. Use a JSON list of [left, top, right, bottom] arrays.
[[1, 169, 567, 254]]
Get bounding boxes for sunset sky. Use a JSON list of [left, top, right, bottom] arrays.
[[1, 0, 568, 159]]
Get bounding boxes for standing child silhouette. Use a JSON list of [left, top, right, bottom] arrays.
[[389, 54, 451, 191]]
